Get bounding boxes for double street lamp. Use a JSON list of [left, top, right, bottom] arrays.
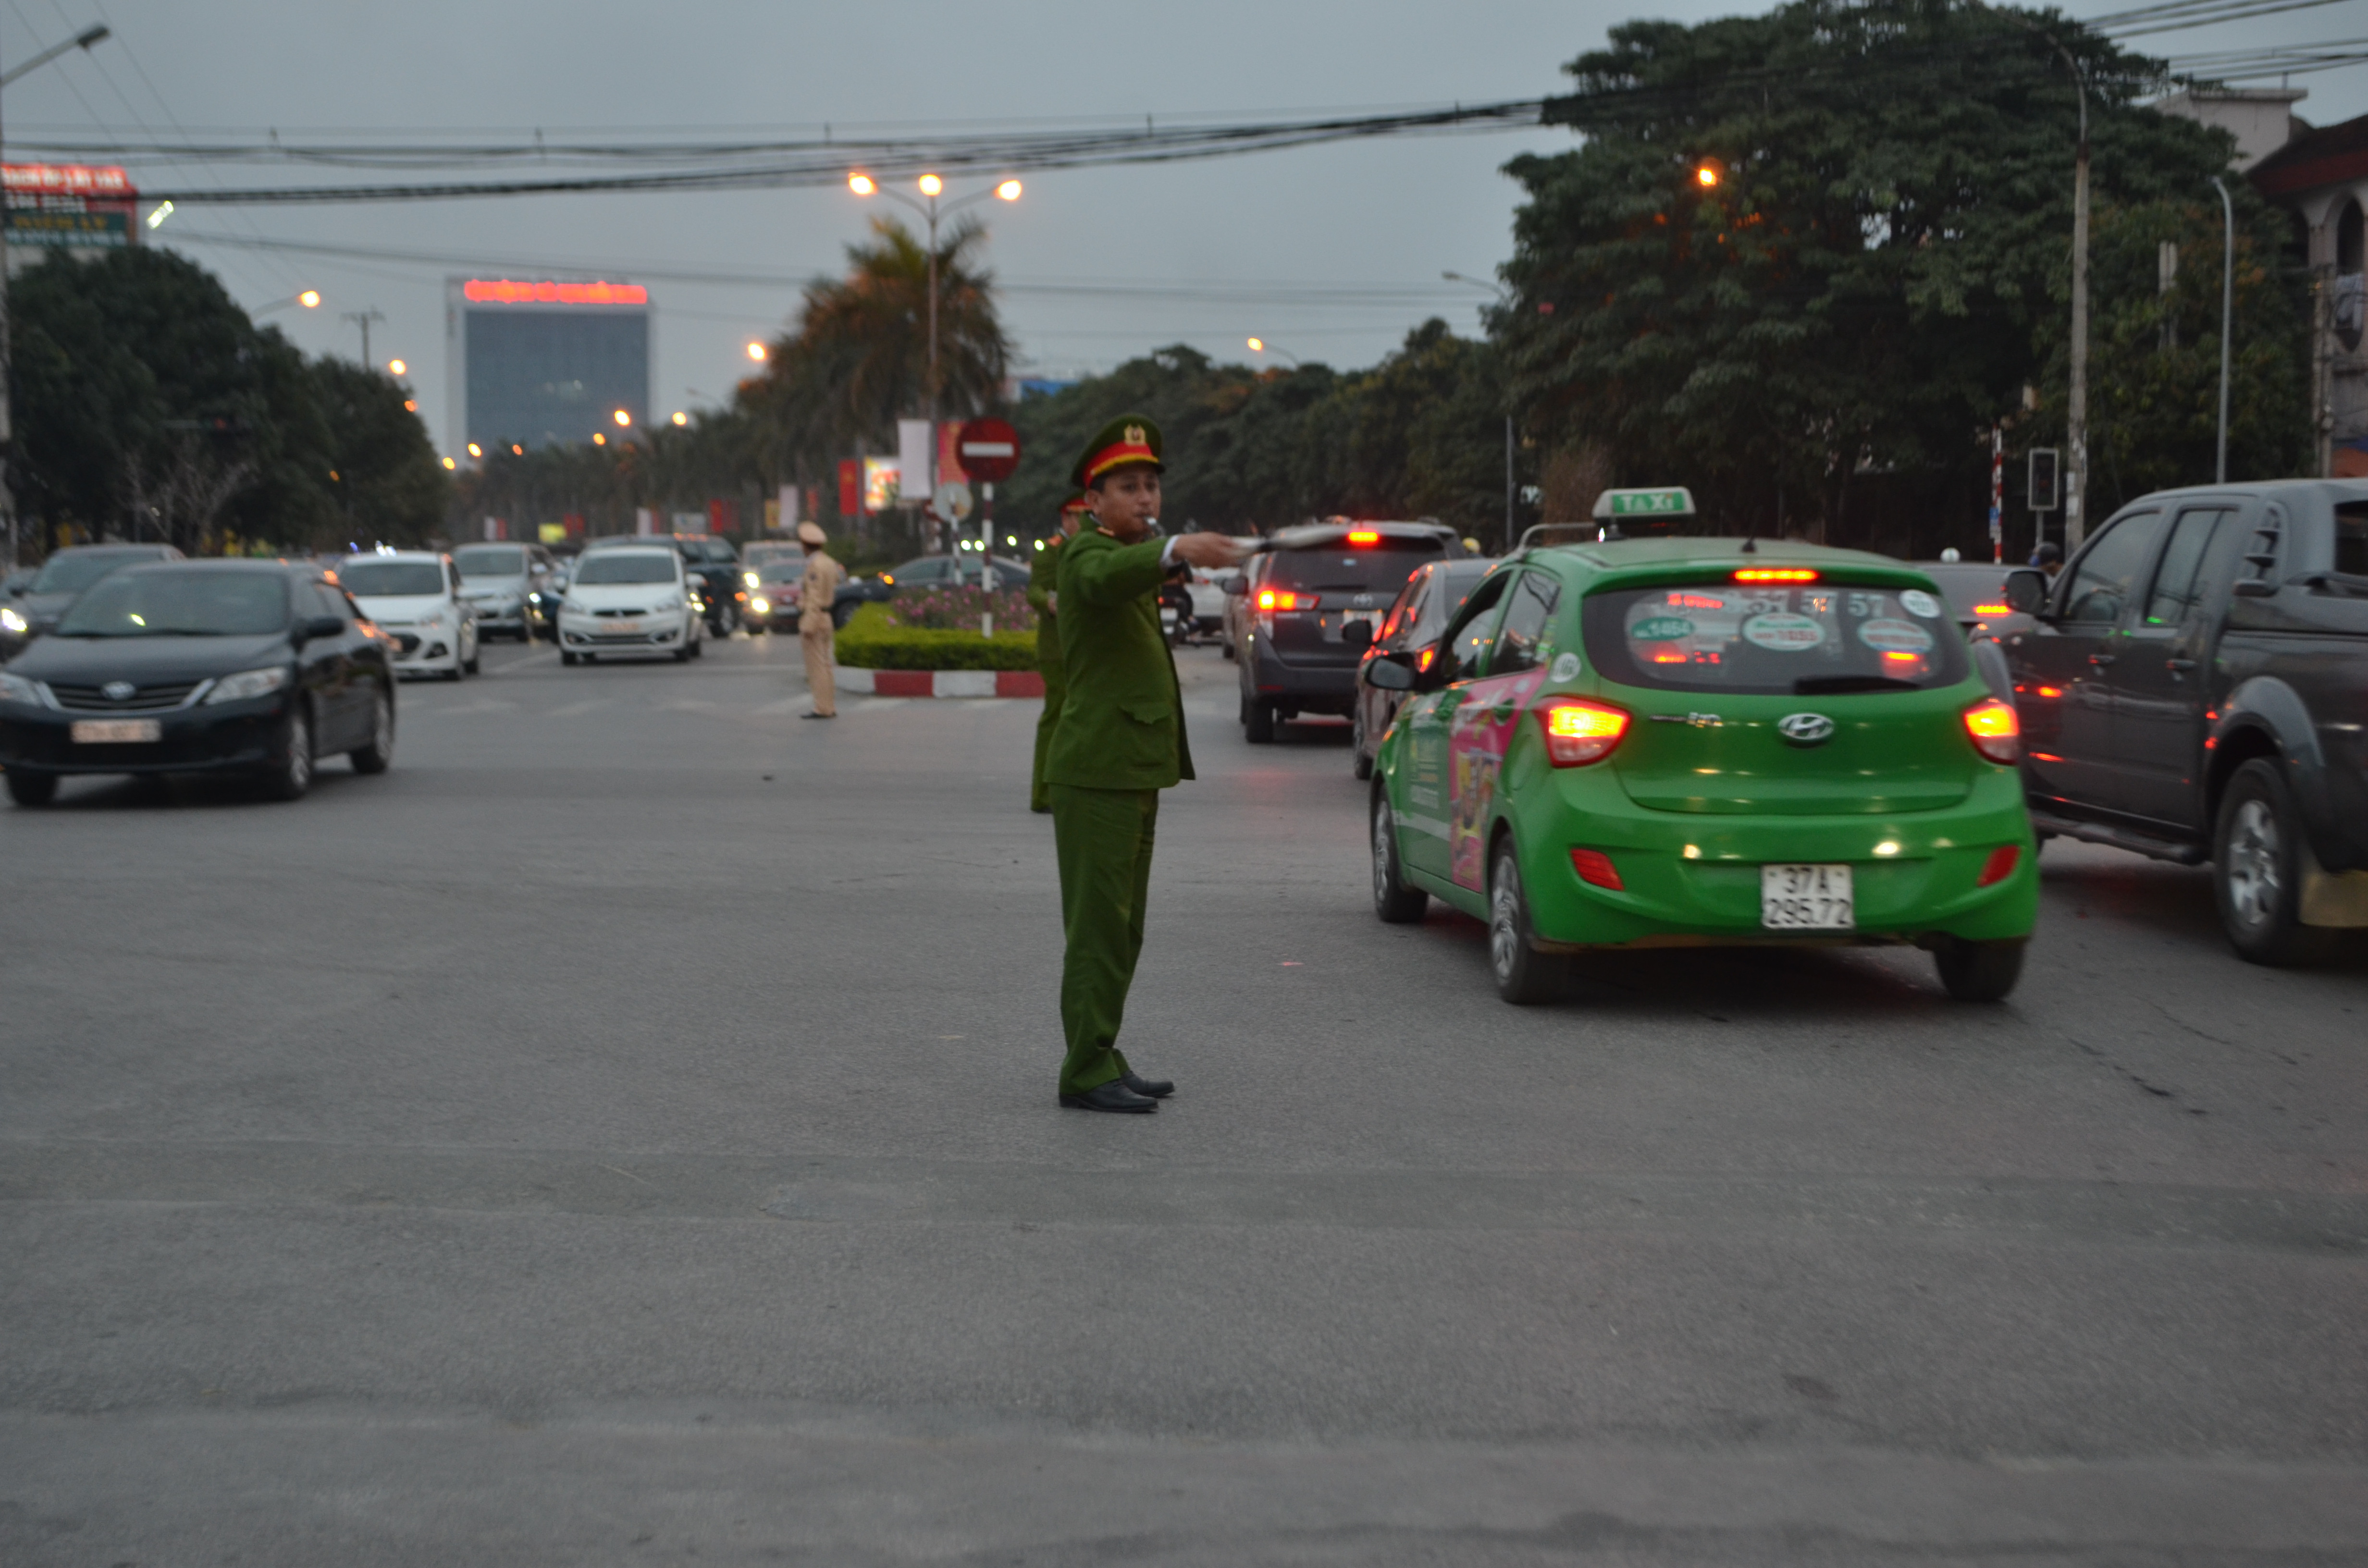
[[846, 171, 1020, 422]]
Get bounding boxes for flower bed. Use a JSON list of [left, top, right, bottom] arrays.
[[886, 583, 1036, 634], [832, 601, 1039, 672]]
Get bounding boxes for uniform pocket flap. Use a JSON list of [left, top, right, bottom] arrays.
[[1120, 698, 1172, 725]]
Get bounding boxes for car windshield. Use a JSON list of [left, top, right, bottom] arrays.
[[337, 561, 445, 597], [758, 561, 804, 583], [452, 546, 528, 579], [31, 551, 161, 595], [1267, 537, 1444, 594], [1583, 580, 1969, 694], [54, 571, 288, 637], [574, 553, 677, 585]]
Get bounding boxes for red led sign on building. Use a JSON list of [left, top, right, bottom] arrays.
[[462, 279, 648, 306], [2, 162, 135, 196]]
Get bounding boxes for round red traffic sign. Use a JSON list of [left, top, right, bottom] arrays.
[[955, 417, 1021, 483]]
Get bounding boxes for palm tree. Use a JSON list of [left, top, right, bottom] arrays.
[[746, 216, 1011, 485]]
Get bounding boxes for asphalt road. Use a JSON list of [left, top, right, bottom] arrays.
[[3, 633, 2362, 1566]]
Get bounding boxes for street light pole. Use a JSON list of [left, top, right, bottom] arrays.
[[1444, 271, 1519, 548], [0, 21, 114, 570], [2068, 79, 2092, 548], [2212, 175, 2235, 485], [848, 171, 1020, 433]]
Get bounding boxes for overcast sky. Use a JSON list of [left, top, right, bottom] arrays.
[[4, 0, 2359, 460]]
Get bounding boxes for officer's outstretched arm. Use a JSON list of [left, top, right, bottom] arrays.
[[1066, 538, 1169, 608]]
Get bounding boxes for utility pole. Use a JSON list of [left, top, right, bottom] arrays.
[[0, 22, 114, 570], [2211, 177, 2234, 485], [2067, 81, 2091, 549], [342, 306, 384, 369], [1443, 272, 1520, 547]]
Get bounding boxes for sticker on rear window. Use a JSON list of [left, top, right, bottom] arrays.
[[1550, 651, 1582, 681], [1629, 615, 1694, 641], [1741, 612, 1826, 652], [1856, 617, 1935, 654], [1899, 589, 1942, 619]]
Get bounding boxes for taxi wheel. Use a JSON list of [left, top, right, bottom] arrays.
[[1934, 938, 2025, 1002], [1370, 792, 1428, 924], [5, 768, 58, 806], [1489, 839, 1566, 1005], [2213, 758, 2335, 966]]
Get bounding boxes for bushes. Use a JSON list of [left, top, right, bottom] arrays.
[[833, 601, 1040, 671], [886, 583, 1036, 633]]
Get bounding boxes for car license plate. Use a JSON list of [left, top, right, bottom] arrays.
[[1327, 612, 1376, 643], [1761, 863, 1853, 929], [603, 619, 641, 635], [71, 719, 161, 744]]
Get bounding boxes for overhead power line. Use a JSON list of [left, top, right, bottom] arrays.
[[91, 100, 1545, 206]]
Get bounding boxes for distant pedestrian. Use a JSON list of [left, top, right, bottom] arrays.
[[1045, 415, 1249, 1112], [1027, 493, 1090, 813], [798, 521, 844, 720], [2031, 540, 2064, 578]]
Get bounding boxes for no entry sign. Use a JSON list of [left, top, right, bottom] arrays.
[[956, 417, 1021, 483]]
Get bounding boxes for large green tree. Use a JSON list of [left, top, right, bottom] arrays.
[[1497, 0, 2307, 541]]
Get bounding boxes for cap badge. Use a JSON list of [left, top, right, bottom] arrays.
[[1123, 423, 1146, 446]]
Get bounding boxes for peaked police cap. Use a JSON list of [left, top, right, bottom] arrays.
[[1071, 415, 1164, 489]]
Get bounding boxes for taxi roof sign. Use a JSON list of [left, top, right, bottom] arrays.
[[1592, 487, 1696, 520]]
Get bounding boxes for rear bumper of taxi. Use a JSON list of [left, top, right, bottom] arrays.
[[1490, 767, 2038, 949]]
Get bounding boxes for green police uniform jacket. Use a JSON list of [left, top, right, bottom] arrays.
[[1044, 527, 1194, 790], [1027, 534, 1066, 683]]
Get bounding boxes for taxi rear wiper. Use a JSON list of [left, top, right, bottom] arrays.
[[1794, 674, 1921, 694]]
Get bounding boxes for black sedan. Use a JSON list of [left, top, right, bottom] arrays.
[[0, 560, 395, 805], [0, 543, 183, 661]]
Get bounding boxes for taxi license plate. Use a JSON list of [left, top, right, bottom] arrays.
[[1761, 863, 1853, 929], [71, 719, 161, 744]]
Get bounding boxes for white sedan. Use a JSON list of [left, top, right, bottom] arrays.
[[336, 551, 479, 680], [557, 548, 705, 664]]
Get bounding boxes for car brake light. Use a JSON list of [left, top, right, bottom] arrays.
[[1974, 602, 2010, 615], [1257, 589, 1318, 611], [1535, 698, 1629, 766], [1570, 847, 1624, 889], [1975, 844, 2021, 887], [1961, 696, 2019, 764], [1417, 647, 1436, 673], [1733, 567, 1818, 583], [1347, 529, 1380, 544]]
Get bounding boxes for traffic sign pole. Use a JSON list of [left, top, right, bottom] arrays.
[[955, 418, 1022, 640]]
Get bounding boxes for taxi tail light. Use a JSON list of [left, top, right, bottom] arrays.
[[1570, 847, 1624, 890], [1536, 698, 1629, 767], [1961, 696, 2020, 764], [1975, 844, 2021, 887]]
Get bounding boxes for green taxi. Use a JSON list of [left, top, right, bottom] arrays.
[[1363, 533, 2037, 1003]]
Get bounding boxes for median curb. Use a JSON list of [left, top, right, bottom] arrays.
[[832, 667, 1045, 698]]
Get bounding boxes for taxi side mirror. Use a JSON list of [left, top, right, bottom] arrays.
[[2002, 569, 2049, 616], [1365, 654, 1415, 691], [1340, 619, 1374, 649]]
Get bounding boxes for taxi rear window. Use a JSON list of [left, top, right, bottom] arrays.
[[1582, 581, 1969, 695]]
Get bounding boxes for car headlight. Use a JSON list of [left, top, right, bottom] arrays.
[[0, 605, 26, 635], [203, 666, 290, 704], [0, 671, 43, 705], [743, 571, 761, 588], [750, 596, 771, 614]]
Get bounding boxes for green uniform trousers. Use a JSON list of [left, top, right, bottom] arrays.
[[1050, 782, 1158, 1094], [1029, 664, 1067, 813]]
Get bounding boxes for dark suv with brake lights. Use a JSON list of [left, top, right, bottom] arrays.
[[1230, 520, 1460, 743], [2001, 479, 2368, 963]]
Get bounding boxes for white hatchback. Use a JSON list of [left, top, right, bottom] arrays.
[[557, 548, 704, 664], [335, 551, 479, 680]]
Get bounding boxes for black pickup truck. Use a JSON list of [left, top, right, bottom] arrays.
[[1999, 479, 2368, 963]]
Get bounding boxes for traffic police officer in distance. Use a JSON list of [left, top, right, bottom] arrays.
[[797, 521, 845, 719], [1045, 416, 1248, 1112], [1027, 492, 1091, 814]]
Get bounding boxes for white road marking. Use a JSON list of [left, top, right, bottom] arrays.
[[548, 699, 613, 717]]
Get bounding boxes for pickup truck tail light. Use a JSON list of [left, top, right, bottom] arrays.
[[1535, 698, 1630, 767], [1961, 696, 2020, 764]]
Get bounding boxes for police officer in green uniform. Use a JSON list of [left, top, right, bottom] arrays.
[[1045, 416, 1249, 1112], [1027, 492, 1090, 814]]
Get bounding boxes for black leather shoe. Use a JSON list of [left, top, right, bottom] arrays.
[[1059, 1082, 1158, 1113], [801, 711, 834, 720], [1122, 1072, 1174, 1098]]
